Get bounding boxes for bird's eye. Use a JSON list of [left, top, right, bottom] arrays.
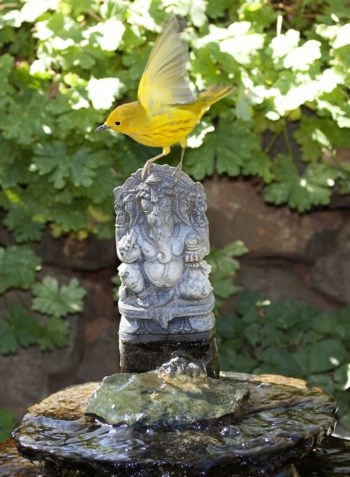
[[115, 121, 121, 126]]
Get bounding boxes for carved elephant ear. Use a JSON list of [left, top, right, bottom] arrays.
[[190, 183, 208, 227], [113, 186, 124, 212], [122, 192, 140, 226]]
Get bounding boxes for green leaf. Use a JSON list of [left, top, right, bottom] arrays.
[[5, 306, 41, 348], [234, 289, 266, 316], [259, 347, 302, 376], [69, 147, 99, 187], [0, 246, 41, 293], [217, 315, 243, 340], [51, 201, 90, 233], [216, 120, 260, 177], [37, 317, 70, 351], [32, 276, 86, 318], [242, 150, 273, 182], [0, 409, 16, 442], [33, 143, 101, 190], [317, 88, 350, 128], [334, 363, 350, 391], [0, 319, 18, 355], [186, 119, 260, 180], [308, 339, 348, 373], [33, 141, 70, 189], [294, 115, 350, 162], [219, 347, 258, 373], [4, 205, 45, 242], [2, 90, 48, 145], [0, 54, 15, 97], [264, 154, 335, 212], [308, 374, 334, 394], [185, 139, 216, 180], [265, 300, 317, 330]]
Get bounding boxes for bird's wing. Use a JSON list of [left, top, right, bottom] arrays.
[[137, 17, 196, 116]]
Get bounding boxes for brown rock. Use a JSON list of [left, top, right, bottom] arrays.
[[236, 263, 339, 310], [76, 321, 119, 382], [27, 382, 98, 420], [205, 177, 346, 260], [312, 218, 350, 304], [0, 439, 39, 477], [33, 230, 116, 271]]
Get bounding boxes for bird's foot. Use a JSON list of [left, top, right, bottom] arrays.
[[141, 161, 152, 179], [173, 162, 183, 181]]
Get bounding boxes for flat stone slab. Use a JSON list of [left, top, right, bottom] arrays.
[[13, 372, 338, 477], [85, 367, 248, 427]]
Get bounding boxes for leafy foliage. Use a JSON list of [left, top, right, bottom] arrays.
[[0, 409, 16, 443], [0, 276, 86, 355], [207, 241, 247, 310], [0, 0, 349, 245], [0, 246, 41, 293], [217, 290, 350, 427]]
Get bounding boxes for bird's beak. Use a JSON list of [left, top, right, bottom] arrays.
[[95, 123, 110, 132]]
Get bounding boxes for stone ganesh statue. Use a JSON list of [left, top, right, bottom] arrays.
[[114, 165, 215, 345]]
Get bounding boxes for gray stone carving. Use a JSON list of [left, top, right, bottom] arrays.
[[114, 164, 215, 343]]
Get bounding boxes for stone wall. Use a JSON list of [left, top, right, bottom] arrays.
[[1, 176, 349, 420]]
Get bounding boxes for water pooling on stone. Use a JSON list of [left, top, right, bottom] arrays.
[[14, 366, 337, 477]]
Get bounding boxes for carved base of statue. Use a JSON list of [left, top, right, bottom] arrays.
[[114, 164, 217, 374]]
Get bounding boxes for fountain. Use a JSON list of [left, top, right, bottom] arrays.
[[6, 165, 350, 477]]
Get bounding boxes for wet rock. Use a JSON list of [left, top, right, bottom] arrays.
[[14, 371, 337, 477], [85, 357, 249, 427], [27, 382, 98, 420], [0, 439, 39, 477]]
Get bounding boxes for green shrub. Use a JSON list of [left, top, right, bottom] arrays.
[[0, 0, 349, 244], [0, 409, 16, 443], [217, 290, 350, 427]]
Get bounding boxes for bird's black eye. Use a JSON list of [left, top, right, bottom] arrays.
[[115, 121, 121, 126]]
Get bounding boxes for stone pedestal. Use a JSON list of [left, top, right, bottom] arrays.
[[119, 336, 219, 377]]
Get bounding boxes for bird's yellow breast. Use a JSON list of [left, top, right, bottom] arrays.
[[114, 102, 200, 148]]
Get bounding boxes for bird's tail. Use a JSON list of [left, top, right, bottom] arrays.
[[197, 84, 235, 107]]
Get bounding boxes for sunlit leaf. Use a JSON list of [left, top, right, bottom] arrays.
[[0, 246, 41, 293], [32, 276, 86, 318]]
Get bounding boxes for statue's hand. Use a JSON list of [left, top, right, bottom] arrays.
[[184, 233, 204, 263], [185, 250, 202, 263], [117, 230, 141, 263]]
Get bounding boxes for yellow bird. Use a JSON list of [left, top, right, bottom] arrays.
[[96, 17, 235, 177]]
